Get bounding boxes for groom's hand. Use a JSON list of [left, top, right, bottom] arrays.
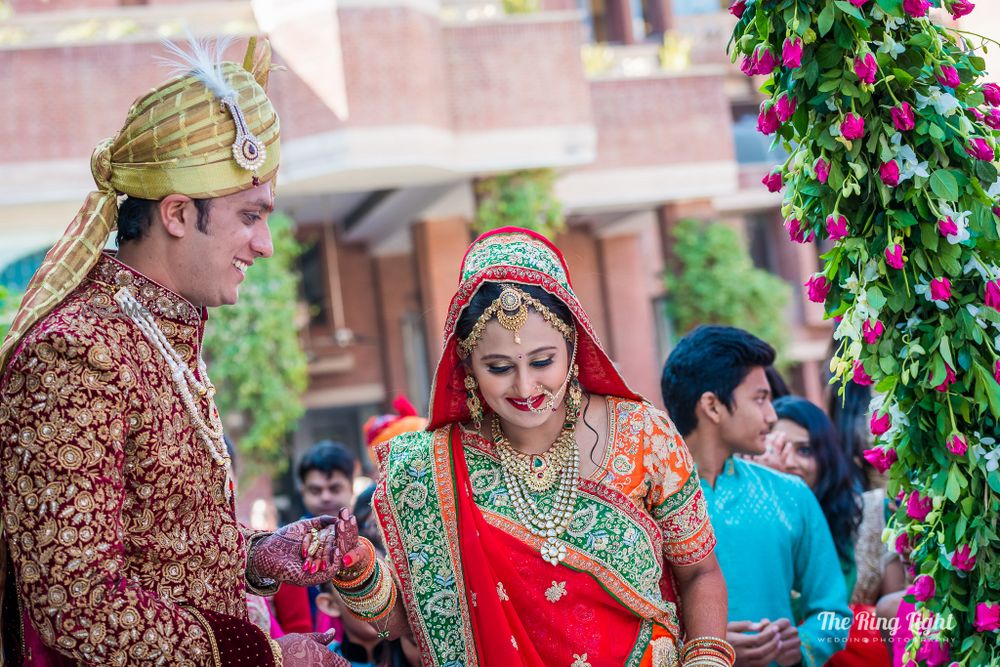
[[252, 515, 341, 586]]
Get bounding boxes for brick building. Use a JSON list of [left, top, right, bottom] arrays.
[[0, 0, 848, 478]]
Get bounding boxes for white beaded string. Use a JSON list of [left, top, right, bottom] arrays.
[[115, 287, 233, 501]]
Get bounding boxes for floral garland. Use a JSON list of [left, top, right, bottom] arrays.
[[730, 0, 1000, 663]]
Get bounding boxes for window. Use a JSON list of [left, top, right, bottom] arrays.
[[297, 237, 328, 327], [579, 0, 612, 42]]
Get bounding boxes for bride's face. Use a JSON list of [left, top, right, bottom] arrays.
[[468, 311, 571, 431]]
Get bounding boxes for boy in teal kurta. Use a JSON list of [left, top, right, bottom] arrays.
[[662, 326, 851, 667]]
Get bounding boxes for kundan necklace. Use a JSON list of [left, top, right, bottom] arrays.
[[491, 407, 580, 565], [114, 287, 234, 502]]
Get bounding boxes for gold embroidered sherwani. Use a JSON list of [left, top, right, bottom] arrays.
[[0, 255, 277, 665]]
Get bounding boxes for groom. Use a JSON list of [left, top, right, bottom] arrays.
[[0, 40, 347, 666]]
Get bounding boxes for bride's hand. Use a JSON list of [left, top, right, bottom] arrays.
[[333, 508, 372, 575]]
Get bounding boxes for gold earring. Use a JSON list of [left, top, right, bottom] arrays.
[[566, 364, 582, 417], [465, 374, 483, 429]]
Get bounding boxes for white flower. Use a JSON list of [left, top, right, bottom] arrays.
[[826, 97, 839, 112], [966, 304, 988, 329], [971, 433, 999, 472], [940, 203, 971, 244], [914, 281, 949, 310], [988, 177, 1000, 199], [874, 34, 905, 58], [962, 257, 1000, 281], [903, 315, 922, 331], [915, 87, 961, 117], [829, 123, 842, 137], [883, 15, 904, 30], [869, 393, 909, 440]]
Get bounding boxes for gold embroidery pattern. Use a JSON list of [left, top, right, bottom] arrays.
[[572, 654, 593, 667], [0, 256, 248, 664], [497, 581, 510, 601], [545, 580, 567, 603]]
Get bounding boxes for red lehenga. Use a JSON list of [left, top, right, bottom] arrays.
[[372, 228, 716, 667]]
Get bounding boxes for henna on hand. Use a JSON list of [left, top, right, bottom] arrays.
[[275, 632, 349, 667], [333, 508, 368, 572], [252, 515, 342, 586]]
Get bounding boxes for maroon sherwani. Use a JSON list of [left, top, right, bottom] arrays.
[[0, 255, 277, 665]]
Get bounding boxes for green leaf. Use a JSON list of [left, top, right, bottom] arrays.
[[928, 123, 946, 141], [875, 0, 902, 13], [946, 465, 966, 502], [892, 68, 914, 86], [834, 1, 866, 21], [929, 170, 960, 201], [819, 77, 842, 93], [818, 3, 836, 36], [868, 285, 887, 311], [889, 209, 918, 228], [940, 336, 954, 369]]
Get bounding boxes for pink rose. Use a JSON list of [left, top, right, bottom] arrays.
[[906, 491, 933, 521], [841, 113, 865, 140], [915, 640, 949, 667], [952, 544, 976, 571], [985, 280, 1000, 311], [755, 47, 777, 76], [970, 107, 985, 121], [775, 94, 797, 122], [782, 37, 803, 69], [930, 277, 952, 302], [937, 65, 961, 89], [740, 56, 757, 76], [995, 360, 1000, 385], [891, 102, 915, 131], [880, 160, 900, 186], [967, 137, 996, 161], [974, 602, 1000, 632], [729, 0, 747, 18], [805, 275, 830, 303], [938, 216, 958, 237], [903, 0, 932, 16], [986, 108, 1000, 130], [849, 0, 869, 5], [863, 446, 897, 473], [758, 104, 780, 135], [826, 214, 848, 240], [786, 218, 814, 243], [762, 170, 783, 192], [895, 533, 911, 555], [932, 364, 957, 392], [815, 157, 830, 184], [950, 0, 975, 19], [862, 319, 884, 344], [984, 83, 1000, 106], [885, 244, 906, 270], [912, 574, 936, 601], [852, 360, 873, 386], [854, 53, 878, 84], [870, 411, 891, 436], [946, 433, 968, 456]]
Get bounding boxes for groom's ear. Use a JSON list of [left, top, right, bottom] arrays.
[[315, 591, 341, 618]]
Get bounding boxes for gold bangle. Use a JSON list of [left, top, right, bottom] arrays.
[[332, 538, 377, 589], [184, 607, 222, 667]]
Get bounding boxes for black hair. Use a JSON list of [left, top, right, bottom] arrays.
[[829, 379, 872, 490], [765, 365, 791, 399], [296, 440, 356, 485], [455, 282, 574, 342], [773, 395, 863, 568], [115, 196, 213, 246], [660, 325, 776, 437]]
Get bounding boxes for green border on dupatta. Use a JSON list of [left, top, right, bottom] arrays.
[[373, 428, 477, 667]]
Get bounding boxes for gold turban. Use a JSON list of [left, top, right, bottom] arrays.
[[0, 38, 281, 370]]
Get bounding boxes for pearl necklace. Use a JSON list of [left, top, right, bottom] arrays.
[[492, 410, 580, 565], [114, 287, 234, 502]]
